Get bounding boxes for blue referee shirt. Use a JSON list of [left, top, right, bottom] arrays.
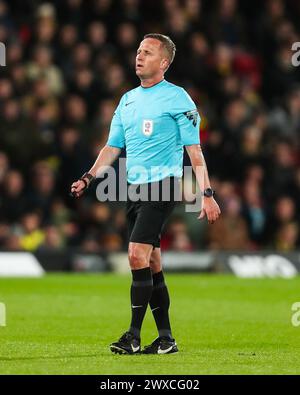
[[107, 79, 200, 184]]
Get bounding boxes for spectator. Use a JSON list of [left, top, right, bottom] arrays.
[[264, 195, 297, 246], [34, 3, 57, 45], [0, 99, 44, 167], [265, 140, 297, 200], [26, 45, 65, 96], [19, 211, 45, 252], [27, 161, 57, 221], [161, 216, 194, 251], [275, 222, 299, 251], [0, 151, 9, 184], [40, 225, 65, 250], [207, 195, 251, 250], [0, 170, 27, 224], [241, 180, 266, 245]]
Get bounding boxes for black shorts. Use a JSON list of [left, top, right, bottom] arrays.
[[126, 177, 179, 248]]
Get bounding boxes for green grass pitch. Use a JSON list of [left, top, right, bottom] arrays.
[[0, 273, 300, 375]]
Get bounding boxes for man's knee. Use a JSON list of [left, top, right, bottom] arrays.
[[128, 245, 150, 269], [149, 249, 162, 273]]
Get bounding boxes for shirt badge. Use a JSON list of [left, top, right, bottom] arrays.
[[183, 109, 198, 127], [142, 119, 153, 137]]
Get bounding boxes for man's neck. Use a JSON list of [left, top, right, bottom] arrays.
[[140, 75, 164, 88]]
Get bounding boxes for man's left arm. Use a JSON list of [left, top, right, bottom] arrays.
[[171, 87, 221, 223], [185, 144, 221, 224]]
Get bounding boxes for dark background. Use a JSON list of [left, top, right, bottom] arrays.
[[0, 0, 300, 254]]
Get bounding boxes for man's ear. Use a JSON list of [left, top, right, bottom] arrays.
[[161, 58, 169, 70]]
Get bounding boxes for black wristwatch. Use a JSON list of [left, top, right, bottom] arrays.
[[80, 172, 95, 189], [202, 188, 215, 198]]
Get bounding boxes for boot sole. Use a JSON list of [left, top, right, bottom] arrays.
[[110, 345, 140, 355], [142, 346, 179, 355]]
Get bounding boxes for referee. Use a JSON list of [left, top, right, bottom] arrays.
[[71, 34, 221, 355]]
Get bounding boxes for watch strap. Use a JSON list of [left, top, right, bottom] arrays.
[[80, 172, 95, 189]]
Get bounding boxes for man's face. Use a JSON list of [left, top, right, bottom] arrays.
[[135, 38, 168, 79]]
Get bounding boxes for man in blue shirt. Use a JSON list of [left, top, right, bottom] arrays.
[[71, 33, 221, 355], [107, 75, 202, 184]]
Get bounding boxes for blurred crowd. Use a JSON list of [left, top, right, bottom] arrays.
[[0, 0, 300, 253]]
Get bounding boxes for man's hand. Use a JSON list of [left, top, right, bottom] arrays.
[[198, 197, 221, 224], [70, 172, 95, 198], [69, 145, 121, 198], [70, 178, 90, 198]]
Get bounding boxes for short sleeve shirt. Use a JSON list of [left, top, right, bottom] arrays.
[[107, 79, 200, 184]]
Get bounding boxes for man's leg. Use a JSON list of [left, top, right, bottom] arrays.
[[128, 242, 153, 338], [142, 247, 178, 354], [110, 241, 153, 354], [149, 248, 172, 339], [110, 186, 176, 354]]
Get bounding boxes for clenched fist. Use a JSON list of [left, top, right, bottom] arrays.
[[70, 172, 95, 198], [70, 179, 87, 198]]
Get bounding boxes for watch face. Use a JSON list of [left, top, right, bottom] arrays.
[[204, 188, 213, 197]]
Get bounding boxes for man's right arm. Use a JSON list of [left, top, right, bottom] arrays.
[[70, 145, 121, 198], [71, 95, 125, 198], [88, 145, 121, 179]]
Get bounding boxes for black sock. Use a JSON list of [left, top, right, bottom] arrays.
[[149, 271, 172, 339], [129, 267, 153, 338]]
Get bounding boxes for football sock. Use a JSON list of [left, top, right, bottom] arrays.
[[129, 267, 153, 338], [149, 271, 172, 339]]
